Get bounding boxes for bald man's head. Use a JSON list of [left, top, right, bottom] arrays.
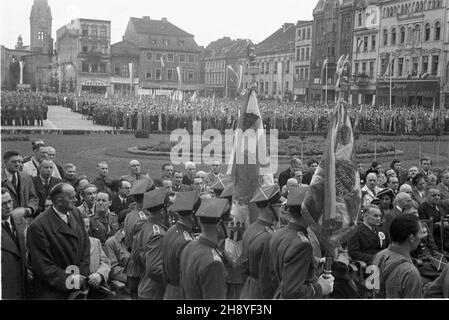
[[129, 160, 141, 175], [394, 192, 413, 210], [399, 183, 413, 195]]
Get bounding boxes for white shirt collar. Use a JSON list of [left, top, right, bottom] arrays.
[[53, 206, 69, 224], [5, 170, 15, 182]]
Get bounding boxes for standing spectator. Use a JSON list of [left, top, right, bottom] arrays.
[[62, 163, 77, 187], [32, 159, 62, 217], [120, 160, 150, 187], [22, 143, 48, 178], [278, 158, 303, 190], [420, 156, 434, 177], [1, 151, 39, 218], [110, 180, 134, 214], [44, 146, 64, 179], [361, 173, 382, 207], [172, 170, 192, 192], [154, 163, 174, 187], [411, 173, 427, 206], [77, 184, 97, 218], [1, 188, 29, 299], [89, 192, 118, 245], [372, 214, 424, 298], [386, 176, 400, 196], [182, 161, 196, 186], [27, 183, 91, 299], [92, 161, 113, 194], [205, 160, 223, 186]]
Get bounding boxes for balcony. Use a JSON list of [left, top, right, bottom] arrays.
[[350, 73, 370, 86]]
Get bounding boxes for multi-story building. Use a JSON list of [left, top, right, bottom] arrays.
[[203, 37, 250, 98], [311, 0, 355, 103], [123, 16, 203, 94], [350, 0, 381, 105], [444, 1, 449, 108], [293, 20, 313, 102], [377, 0, 447, 107], [110, 39, 140, 95], [56, 18, 111, 94], [1, 0, 54, 90], [242, 23, 296, 100]]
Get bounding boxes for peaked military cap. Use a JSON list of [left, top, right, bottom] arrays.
[[210, 176, 231, 191], [285, 186, 309, 207], [129, 178, 154, 196], [220, 182, 234, 199], [170, 190, 198, 215], [143, 188, 168, 211], [196, 198, 230, 222], [250, 185, 282, 205]]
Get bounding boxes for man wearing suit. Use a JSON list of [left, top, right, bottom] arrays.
[[2, 151, 39, 218], [120, 160, 150, 187], [22, 143, 59, 179], [1, 188, 29, 299], [205, 160, 223, 186], [45, 146, 64, 179], [32, 159, 62, 217], [27, 183, 91, 299], [172, 170, 192, 192], [182, 162, 196, 186], [110, 180, 134, 214], [278, 158, 303, 190]]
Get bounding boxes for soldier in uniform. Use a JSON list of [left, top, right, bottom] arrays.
[[123, 179, 154, 299], [135, 189, 170, 299], [240, 185, 284, 299], [269, 187, 334, 299], [179, 198, 229, 299], [88, 191, 119, 245], [162, 191, 199, 299]]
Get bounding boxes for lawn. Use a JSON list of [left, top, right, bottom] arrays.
[[1, 133, 448, 180]]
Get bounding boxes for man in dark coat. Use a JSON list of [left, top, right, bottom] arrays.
[[110, 180, 134, 214], [269, 187, 334, 299], [2, 150, 39, 218], [32, 159, 62, 217], [1, 188, 29, 299], [172, 170, 192, 192], [26, 183, 91, 299], [240, 185, 282, 299], [278, 158, 302, 190]]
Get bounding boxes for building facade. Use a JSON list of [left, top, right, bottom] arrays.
[[203, 37, 250, 98], [242, 23, 296, 101], [311, 0, 355, 103], [377, 0, 447, 108], [293, 20, 313, 102], [56, 18, 111, 94], [123, 16, 203, 94], [1, 0, 54, 91], [110, 39, 140, 95], [350, 0, 381, 105]]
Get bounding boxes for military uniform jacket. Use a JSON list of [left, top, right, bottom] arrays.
[[104, 229, 130, 283], [269, 221, 322, 299], [180, 236, 227, 299], [348, 223, 388, 264], [240, 218, 275, 299], [136, 217, 168, 299], [162, 221, 194, 299], [124, 208, 150, 278], [88, 211, 119, 244]]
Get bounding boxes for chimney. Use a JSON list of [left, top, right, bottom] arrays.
[[143, 16, 150, 21], [161, 17, 167, 22]]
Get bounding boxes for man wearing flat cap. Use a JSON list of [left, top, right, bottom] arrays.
[[179, 198, 229, 299], [123, 178, 154, 299], [135, 189, 170, 299], [162, 191, 200, 299], [240, 185, 284, 299], [269, 186, 334, 299]]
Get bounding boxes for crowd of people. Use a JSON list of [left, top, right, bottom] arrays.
[[2, 138, 449, 299], [3, 91, 449, 134]]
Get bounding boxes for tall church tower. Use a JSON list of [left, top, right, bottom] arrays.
[[30, 0, 53, 54]]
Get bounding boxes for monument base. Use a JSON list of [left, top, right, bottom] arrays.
[[17, 84, 31, 91]]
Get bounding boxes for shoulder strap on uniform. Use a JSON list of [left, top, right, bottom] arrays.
[[297, 231, 309, 243], [183, 231, 193, 241], [138, 211, 147, 220], [378, 259, 409, 298], [152, 224, 160, 235], [211, 249, 222, 262]]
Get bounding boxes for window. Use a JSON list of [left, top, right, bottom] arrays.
[[369, 61, 374, 77], [121, 64, 129, 77], [306, 47, 310, 60], [391, 59, 394, 76], [155, 68, 162, 80], [398, 58, 404, 76], [422, 56, 429, 73], [179, 53, 186, 63], [391, 28, 396, 45], [82, 46, 88, 53], [297, 30, 301, 40], [163, 39, 169, 46], [82, 61, 89, 72], [354, 62, 359, 74], [301, 48, 305, 60], [358, 12, 363, 27], [307, 28, 310, 39], [273, 61, 278, 74], [362, 62, 367, 75], [266, 62, 269, 74], [383, 29, 388, 46], [179, 40, 185, 46], [400, 27, 406, 44], [363, 36, 368, 51], [188, 70, 194, 81], [82, 28, 88, 36], [431, 55, 439, 75], [188, 54, 195, 63], [435, 22, 441, 40], [265, 82, 268, 94], [296, 48, 300, 61], [371, 35, 376, 50], [295, 66, 300, 78], [415, 25, 421, 43], [155, 53, 162, 61], [425, 23, 431, 41], [260, 63, 264, 73], [300, 68, 304, 80], [167, 68, 173, 80], [302, 29, 306, 40], [37, 31, 44, 41], [91, 28, 97, 36], [100, 28, 107, 37], [412, 57, 419, 75], [167, 53, 174, 62], [380, 58, 386, 75], [91, 63, 98, 73], [99, 63, 106, 73], [273, 81, 277, 94], [145, 52, 153, 61], [145, 68, 152, 80], [304, 67, 309, 80], [114, 64, 120, 76]]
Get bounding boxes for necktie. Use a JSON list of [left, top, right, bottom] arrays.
[[3, 220, 17, 242], [11, 173, 17, 190]]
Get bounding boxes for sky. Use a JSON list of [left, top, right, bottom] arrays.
[[0, 0, 316, 48]]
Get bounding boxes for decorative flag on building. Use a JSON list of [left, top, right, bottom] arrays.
[[321, 58, 328, 84], [301, 100, 362, 256], [238, 64, 243, 90], [176, 66, 182, 88], [160, 56, 165, 68], [227, 87, 274, 208]]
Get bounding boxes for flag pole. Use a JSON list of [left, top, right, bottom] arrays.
[[325, 57, 328, 105], [389, 57, 392, 109]]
